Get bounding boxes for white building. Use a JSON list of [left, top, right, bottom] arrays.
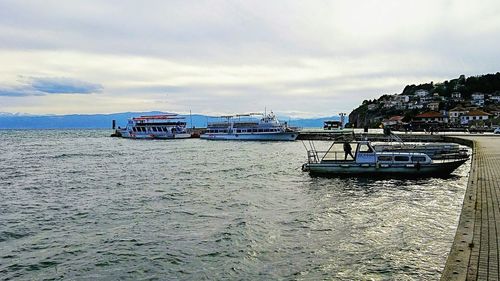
[[471, 92, 485, 107], [398, 95, 410, 103], [472, 93, 485, 100], [460, 110, 491, 125], [451, 92, 462, 101], [489, 95, 500, 104], [449, 106, 468, 123], [407, 103, 424, 110], [414, 112, 449, 123], [415, 89, 430, 97]]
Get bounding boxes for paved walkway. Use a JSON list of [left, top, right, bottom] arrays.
[[442, 137, 500, 280]]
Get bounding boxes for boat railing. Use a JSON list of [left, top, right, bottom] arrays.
[[306, 150, 346, 163], [306, 150, 468, 165], [306, 150, 322, 163]]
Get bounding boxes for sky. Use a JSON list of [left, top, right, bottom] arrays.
[[0, 0, 499, 117]]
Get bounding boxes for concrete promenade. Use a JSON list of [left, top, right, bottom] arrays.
[[442, 137, 500, 280]]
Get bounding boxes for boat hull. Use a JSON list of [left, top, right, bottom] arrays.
[[304, 159, 467, 177], [117, 131, 191, 139], [200, 132, 298, 141]]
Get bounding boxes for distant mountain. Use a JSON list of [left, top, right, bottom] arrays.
[[0, 111, 341, 129]]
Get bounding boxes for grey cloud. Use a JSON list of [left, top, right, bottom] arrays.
[[0, 87, 41, 97], [0, 77, 103, 97], [31, 77, 103, 94]]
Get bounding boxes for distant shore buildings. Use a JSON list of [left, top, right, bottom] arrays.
[[352, 73, 500, 129]]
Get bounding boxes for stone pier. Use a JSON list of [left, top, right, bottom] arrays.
[[441, 137, 500, 280]]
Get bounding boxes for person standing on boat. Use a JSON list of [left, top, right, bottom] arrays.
[[343, 141, 354, 160]]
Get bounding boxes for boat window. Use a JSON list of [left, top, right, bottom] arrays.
[[253, 129, 258, 132], [377, 156, 392, 161], [358, 144, 373, 153], [411, 156, 427, 162], [132, 127, 137, 132], [258, 129, 263, 132], [152, 127, 157, 132], [141, 127, 146, 132], [237, 130, 241, 133], [394, 156, 410, 162]]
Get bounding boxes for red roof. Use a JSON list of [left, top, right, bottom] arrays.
[[388, 115, 404, 121], [415, 111, 444, 118], [465, 110, 491, 117]]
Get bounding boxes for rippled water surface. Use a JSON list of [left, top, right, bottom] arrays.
[[0, 130, 470, 280]]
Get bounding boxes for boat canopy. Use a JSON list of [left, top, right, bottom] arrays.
[[132, 114, 185, 121]]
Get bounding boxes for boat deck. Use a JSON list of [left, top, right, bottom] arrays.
[[441, 136, 500, 280]]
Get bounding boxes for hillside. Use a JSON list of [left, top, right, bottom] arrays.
[[348, 72, 500, 128]]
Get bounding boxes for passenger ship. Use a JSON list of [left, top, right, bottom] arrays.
[[200, 112, 298, 141], [114, 114, 191, 139]]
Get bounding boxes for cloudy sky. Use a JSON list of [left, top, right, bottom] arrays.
[[0, 0, 499, 117]]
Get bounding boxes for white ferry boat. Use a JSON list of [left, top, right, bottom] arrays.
[[200, 112, 298, 141], [114, 114, 191, 139]]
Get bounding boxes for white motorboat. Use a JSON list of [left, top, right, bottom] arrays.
[[302, 140, 468, 177]]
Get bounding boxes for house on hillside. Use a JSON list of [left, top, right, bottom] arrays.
[[419, 95, 433, 104], [451, 92, 462, 101], [415, 89, 430, 97], [489, 95, 500, 104], [449, 106, 468, 124], [413, 111, 449, 123], [398, 95, 410, 103], [382, 116, 404, 128], [407, 102, 424, 110], [460, 109, 491, 125], [432, 93, 444, 101], [427, 102, 440, 111], [471, 92, 485, 107]]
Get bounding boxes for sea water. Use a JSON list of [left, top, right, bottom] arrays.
[[0, 130, 470, 280]]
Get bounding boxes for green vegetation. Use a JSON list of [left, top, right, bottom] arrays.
[[401, 73, 500, 99]]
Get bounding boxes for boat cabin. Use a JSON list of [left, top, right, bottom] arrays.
[[323, 120, 342, 130], [315, 141, 432, 165]]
